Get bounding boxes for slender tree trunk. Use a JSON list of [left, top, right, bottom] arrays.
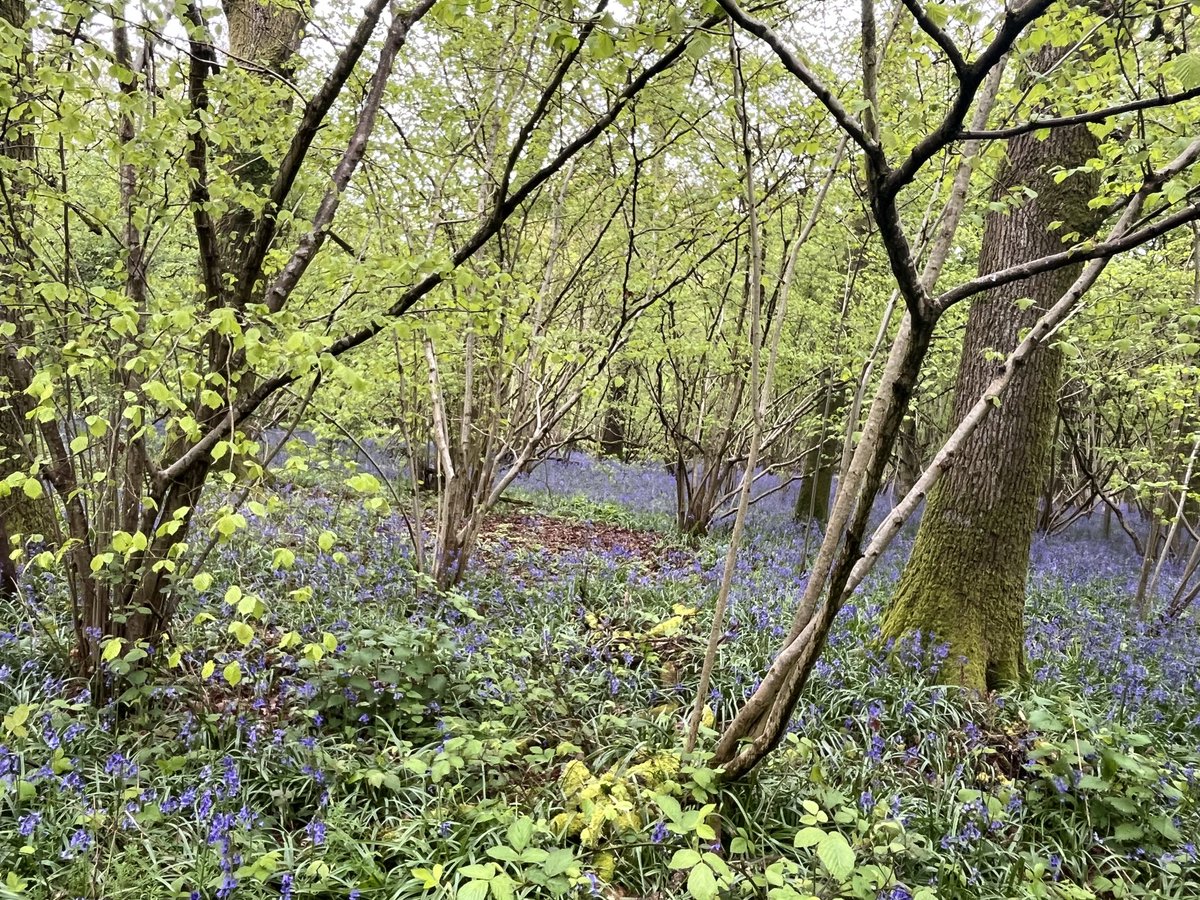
[[882, 50, 1101, 690], [892, 413, 921, 502], [794, 380, 843, 526], [0, 0, 55, 575]]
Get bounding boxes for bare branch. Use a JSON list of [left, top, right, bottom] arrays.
[[883, 0, 1055, 195], [899, 0, 966, 76], [935, 200, 1200, 311], [233, 0, 393, 307], [263, 0, 437, 313], [714, 0, 878, 158], [157, 18, 717, 486], [960, 85, 1200, 140], [182, 3, 222, 305]]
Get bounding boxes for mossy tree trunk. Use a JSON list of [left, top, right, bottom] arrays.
[[882, 51, 1101, 691]]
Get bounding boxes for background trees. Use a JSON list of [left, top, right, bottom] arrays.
[[0, 0, 1197, 781]]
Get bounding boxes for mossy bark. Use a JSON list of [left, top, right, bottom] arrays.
[[883, 50, 1101, 691]]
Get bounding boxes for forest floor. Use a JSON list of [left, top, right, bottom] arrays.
[[1, 455, 1198, 900]]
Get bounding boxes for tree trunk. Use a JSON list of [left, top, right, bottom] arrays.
[[892, 413, 921, 503], [0, 0, 55, 583], [218, 0, 305, 277], [882, 51, 1101, 691], [794, 383, 843, 525], [599, 369, 628, 459]]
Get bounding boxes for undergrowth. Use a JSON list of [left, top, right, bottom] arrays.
[[0, 467, 1197, 900]]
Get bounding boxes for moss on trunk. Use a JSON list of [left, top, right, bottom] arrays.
[[883, 48, 1102, 691]]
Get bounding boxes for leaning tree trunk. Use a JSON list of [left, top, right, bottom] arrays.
[[882, 56, 1101, 691]]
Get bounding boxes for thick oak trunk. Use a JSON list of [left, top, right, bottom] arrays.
[[883, 56, 1101, 691]]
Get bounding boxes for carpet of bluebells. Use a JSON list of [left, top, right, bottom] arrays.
[[0, 453, 1197, 900]]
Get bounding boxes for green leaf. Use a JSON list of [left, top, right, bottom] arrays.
[[223, 661, 242, 686], [507, 817, 533, 852], [816, 831, 855, 880], [655, 792, 683, 822], [543, 848, 575, 877], [1112, 823, 1143, 843], [1171, 52, 1200, 89], [794, 825, 825, 847], [457, 881, 489, 900], [669, 849, 702, 869], [687, 862, 718, 900], [489, 873, 516, 900], [1151, 816, 1183, 842]]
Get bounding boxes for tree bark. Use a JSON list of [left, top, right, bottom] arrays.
[[598, 368, 628, 459], [882, 51, 1101, 691], [795, 379, 843, 526], [892, 413, 921, 502], [0, 0, 55, 578]]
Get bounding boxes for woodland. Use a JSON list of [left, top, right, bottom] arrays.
[[0, 0, 1199, 897]]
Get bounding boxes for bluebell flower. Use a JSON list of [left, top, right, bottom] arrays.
[[18, 812, 41, 837], [306, 819, 327, 846]]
